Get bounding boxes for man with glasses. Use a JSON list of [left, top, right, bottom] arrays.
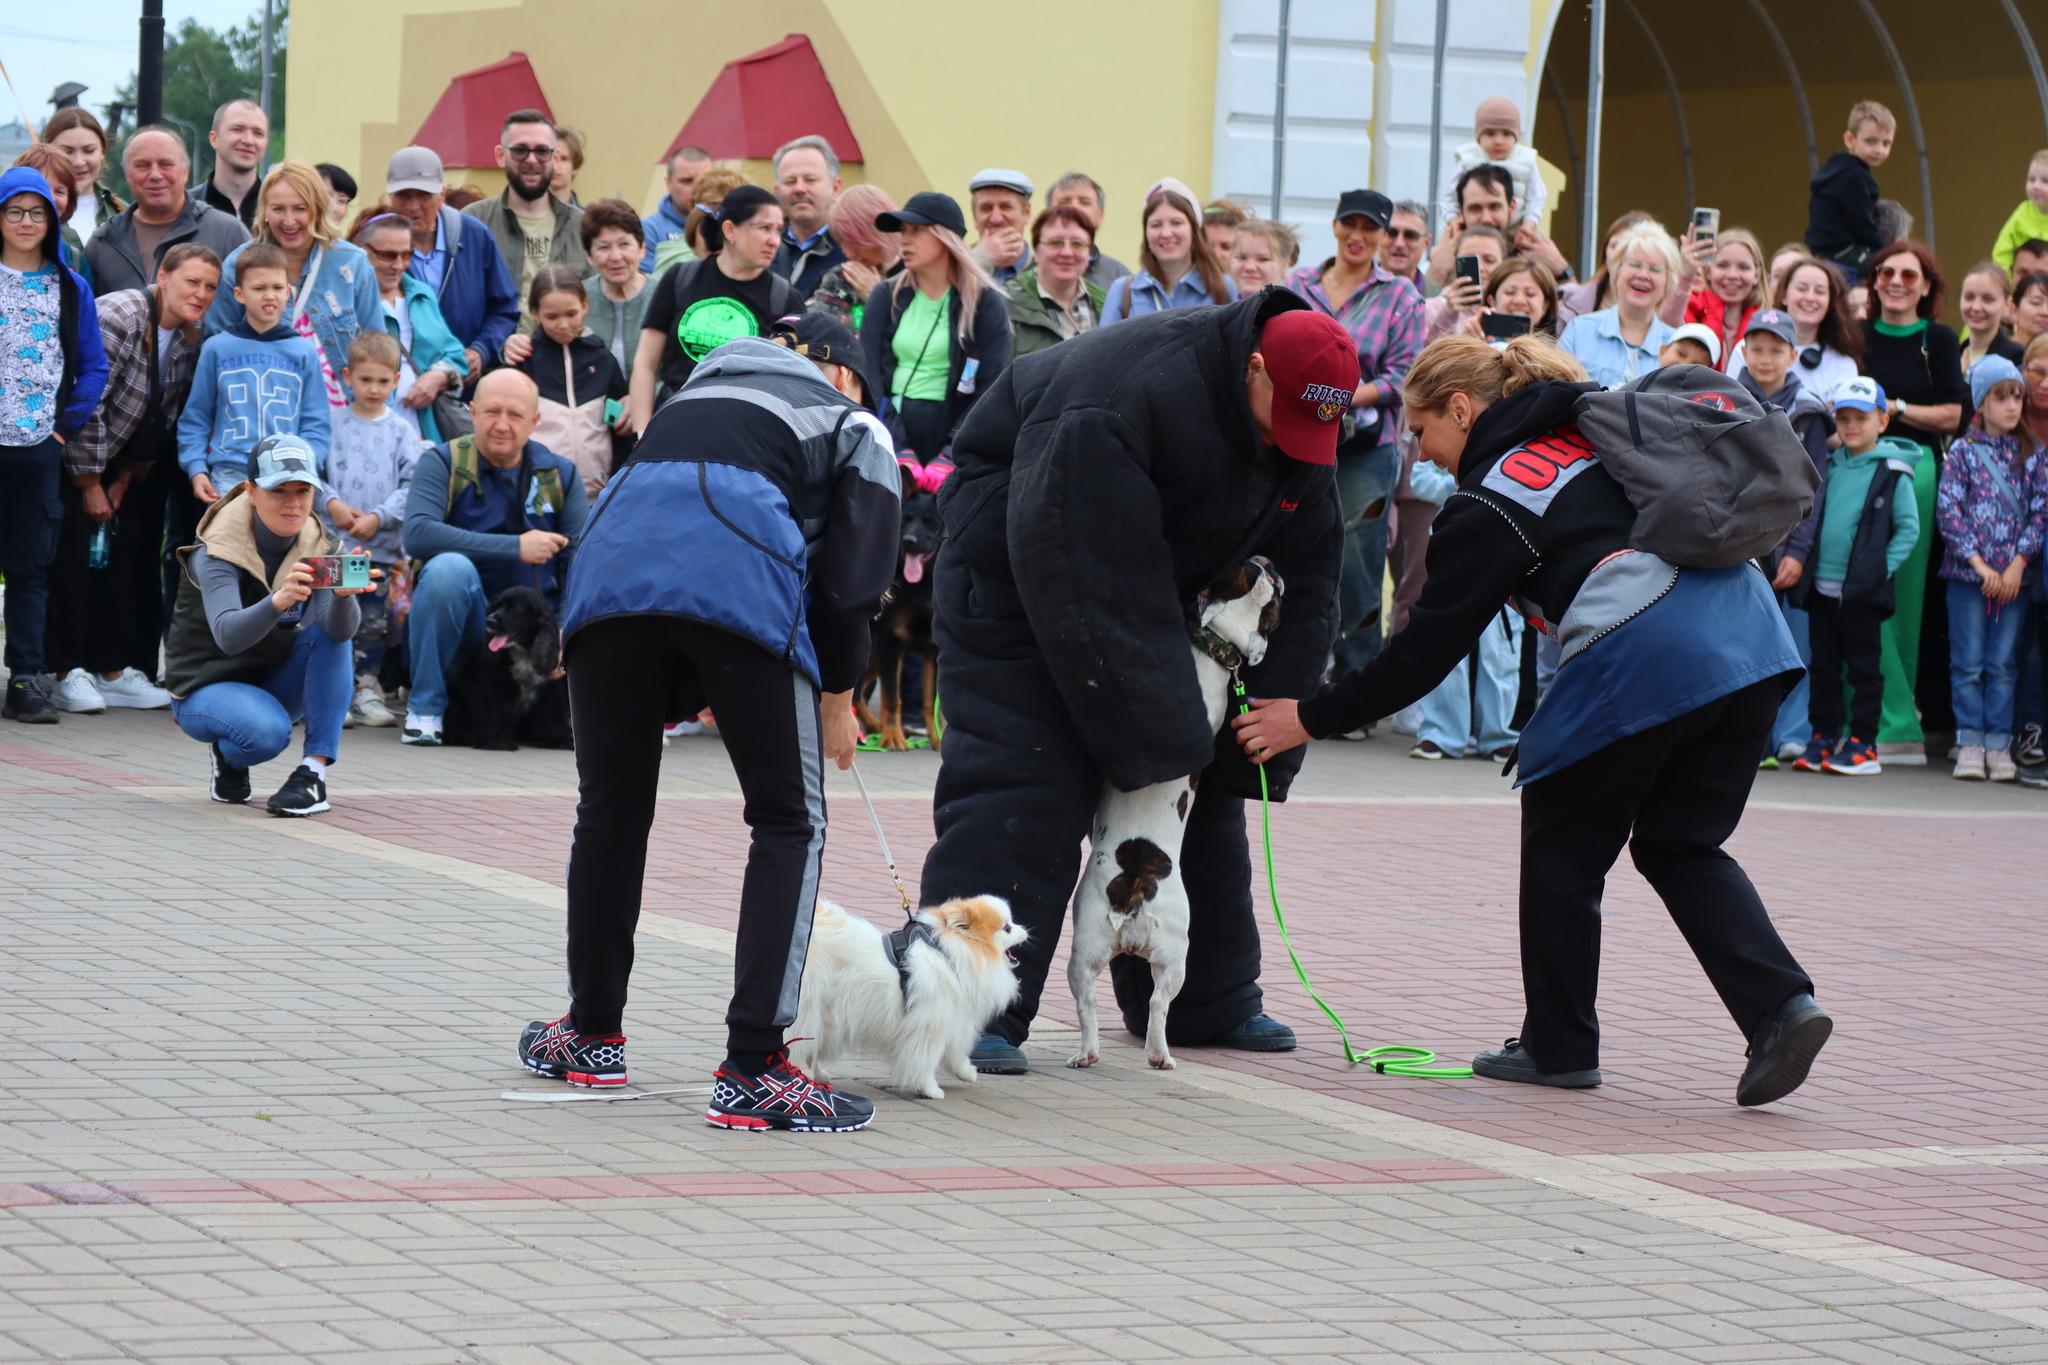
[[385, 146, 519, 394], [1379, 200, 1437, 298], [461, 110, 586, 327]]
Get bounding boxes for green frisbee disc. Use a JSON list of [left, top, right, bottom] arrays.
[[677, 296, 758, 360]]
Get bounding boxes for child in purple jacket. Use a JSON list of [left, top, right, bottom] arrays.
[[1937, 356, 2047, 781]]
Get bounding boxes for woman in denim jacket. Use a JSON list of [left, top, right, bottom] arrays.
[[203, 156, 381, 406]]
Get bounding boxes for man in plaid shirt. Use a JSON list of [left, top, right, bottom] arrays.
[[1285, 189, 1425, 704]]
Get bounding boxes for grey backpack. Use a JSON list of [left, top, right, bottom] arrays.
[[1573, 364, 1820, 569]]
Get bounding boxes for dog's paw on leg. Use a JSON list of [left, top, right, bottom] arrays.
[[1147, 1048, 1177, 1070], [1066, 1048, 1100, 1068]]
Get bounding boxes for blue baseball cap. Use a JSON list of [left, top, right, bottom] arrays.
[[246, 433, 324, 491], [1832, 376, 1887, 413], [1969, 355, 2024, 412], [1743, 308, 1798, 347]]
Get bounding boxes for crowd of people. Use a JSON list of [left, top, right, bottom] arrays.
[[6, 87, 2048, 815]]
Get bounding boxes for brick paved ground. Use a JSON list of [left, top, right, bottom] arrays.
[[2, 709, 2046, 1362]]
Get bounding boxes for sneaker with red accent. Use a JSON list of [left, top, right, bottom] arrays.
[[1791, 733, 1833, 772], [1821, 737, 1883, 776], [518, 1015, 628, 1087], [705, 1049, 874, 1132]]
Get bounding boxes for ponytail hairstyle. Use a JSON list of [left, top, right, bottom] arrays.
[[1140, 187, 1231, 304], [1402, 334, 1588, 416], [527, 262, 587, 314]]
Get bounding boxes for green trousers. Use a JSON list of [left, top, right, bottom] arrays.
[[1875, 444, 1937, 746]]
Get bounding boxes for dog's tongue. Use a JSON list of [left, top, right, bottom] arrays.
[[904, 553, 929, 584], [486, 633, 512, 652]]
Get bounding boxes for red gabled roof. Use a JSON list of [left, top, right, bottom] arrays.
[[662, 35, 863, 164], [413, 53, 553, 168]]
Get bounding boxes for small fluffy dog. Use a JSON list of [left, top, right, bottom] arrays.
[[788, 895, 1025, 1098], [1067, 558, 1283, 1071], [442, 586, 573, 751]]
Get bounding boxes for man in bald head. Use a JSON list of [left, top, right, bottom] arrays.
[[398, 369, 588, 745], [85, 126, 250, 295]]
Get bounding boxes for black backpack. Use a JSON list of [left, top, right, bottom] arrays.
[[1573, 364, 1821, 569]]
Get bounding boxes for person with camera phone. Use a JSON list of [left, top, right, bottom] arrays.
[[163, 434, 377, 817]]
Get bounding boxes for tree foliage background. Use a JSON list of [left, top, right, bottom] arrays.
[[110, 0, 288, 185]]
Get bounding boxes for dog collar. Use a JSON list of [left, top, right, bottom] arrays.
[[1187, 612, 1248, 674], [882, 917, 941, 1000]]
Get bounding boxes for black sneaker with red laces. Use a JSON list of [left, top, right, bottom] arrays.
[[705, 1049, 874, 1132], [518, 1014, 628, 1087]]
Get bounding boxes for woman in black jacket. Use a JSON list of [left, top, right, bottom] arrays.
[[1234, 335, 1831, 1108], [859, 192, 1010, 460]]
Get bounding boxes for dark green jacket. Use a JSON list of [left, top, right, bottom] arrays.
[[1005, 267, 1107, 360]]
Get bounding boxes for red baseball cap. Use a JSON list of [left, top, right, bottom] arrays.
[[1258, 310, 1362, 465]]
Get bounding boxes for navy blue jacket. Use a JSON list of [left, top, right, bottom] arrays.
[[402, 437, 589, 606], [0, 167, 108, 440], [409, 206, 520, 368]]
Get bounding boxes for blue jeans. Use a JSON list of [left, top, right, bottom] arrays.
[[1946, 578, 2025, 749], [0, 437, 63, 674], [1771, 600, 1812, 749], [407, 552, 489, 717], [1418, 609, 1523, 756], [1333, 439, 1399, 676], [171, 623, 352, 766]]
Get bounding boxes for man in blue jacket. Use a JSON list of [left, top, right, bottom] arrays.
[[386, 147, 519, 390], [398, 369, 586, 746]]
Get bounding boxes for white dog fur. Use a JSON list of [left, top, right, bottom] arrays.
[[789, 895, 1026, 1098], [1067, 560, 1282, 1071]]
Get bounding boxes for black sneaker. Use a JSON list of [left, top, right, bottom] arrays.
[[2018, 723, 2046, 768], [1737, 993, 1832, 1107], [265, 764, 330, 817], [209, 743, 251, 804], [1472, 1039, 1603, 1088], [2, 674, 59, 724], [705, 1048, 873, 1131], [519, 1015, 627, 1086]]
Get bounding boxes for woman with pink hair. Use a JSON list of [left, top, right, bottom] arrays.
[[808, 184, 901, 330]]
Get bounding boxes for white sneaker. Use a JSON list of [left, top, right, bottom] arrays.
[[663, 719, 704, 738], [1988, 748, 2019, 783], [401, 712, 443, 746], [1776, 740, 1806, 763], [350, 681, 397, 728], [52, 668, 106, 713], [95, 667, 172, 709], [1389, 704, 1424, 737], [1953, 745, 1987, 780]]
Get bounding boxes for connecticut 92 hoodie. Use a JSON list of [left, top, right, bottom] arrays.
[[176, 313, 331, 479]]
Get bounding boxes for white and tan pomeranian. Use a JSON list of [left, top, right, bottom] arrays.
[[788, 895, 1025, 1099]]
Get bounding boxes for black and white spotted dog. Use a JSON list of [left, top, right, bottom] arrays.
[[443, 586, 573, 751], [1066, 558, 1283, 1070]]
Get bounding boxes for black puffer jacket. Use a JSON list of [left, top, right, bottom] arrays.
[[941, 286, 1340, 796]]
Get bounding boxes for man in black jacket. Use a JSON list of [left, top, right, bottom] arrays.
[[919, 289, 1355, 1072]]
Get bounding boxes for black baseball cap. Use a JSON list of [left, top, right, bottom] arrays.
[[771, 311, 884, 414], [876, 190, 967, 238], [1335, 188, 1393, 229]]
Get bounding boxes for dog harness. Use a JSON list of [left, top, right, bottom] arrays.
[[881, 916, 940, 1001]]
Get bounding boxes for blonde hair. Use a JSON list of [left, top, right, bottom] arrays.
[[1403, 334, 1588, 415], [1230, 218, 1300, 267], [252, 156, 342, 248], [683, 165, 755, 255], [1711, 227, 1771, 312], [1608, 219, 1683, 304], [891, 223, 999, 342], [1848, 100, 1896, 135]]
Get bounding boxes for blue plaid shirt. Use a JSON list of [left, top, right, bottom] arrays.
[[1285, 261, 1425, 422]]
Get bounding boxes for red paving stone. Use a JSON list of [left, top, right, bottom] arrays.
[[322, 789, 2048, 1158], [1648, 1164, 2048, 1289], [0, 1159, 1497, 1209]]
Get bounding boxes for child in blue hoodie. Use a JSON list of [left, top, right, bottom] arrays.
[[0, 165, 108, 724], [177, 241, 329, 504]]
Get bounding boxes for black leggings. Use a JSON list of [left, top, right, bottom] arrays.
[[563, 615, 826, 1053], [1516, 678, 1813, 1072]]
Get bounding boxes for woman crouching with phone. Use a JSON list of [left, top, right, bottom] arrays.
[[165, 434, 376, 817], [1233, 334, 1832, 1108]]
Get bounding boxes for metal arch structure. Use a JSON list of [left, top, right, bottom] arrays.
[[1581, 0, 1607, 279], [1542, 63, 1584, 209], [1744, 0, 1816, 174], [1853, 0, 1934, 250], [1616, 0, 1692, 217], [1995, 0, 2048, 144]]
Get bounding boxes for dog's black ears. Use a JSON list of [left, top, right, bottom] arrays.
[[533, 627, 562, 677]]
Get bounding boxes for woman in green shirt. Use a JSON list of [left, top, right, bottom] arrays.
[[859, 192, 1011, 460]]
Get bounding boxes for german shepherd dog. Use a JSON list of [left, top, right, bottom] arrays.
[[443, 586, 574, 751], [855, 459, 946, 750]]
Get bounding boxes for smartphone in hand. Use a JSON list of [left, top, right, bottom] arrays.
[[1455, 254, 1483, 291], [1480, 312, 1532, 340], [303, 554, 372, 590], [1691, 207, 1720, 262]]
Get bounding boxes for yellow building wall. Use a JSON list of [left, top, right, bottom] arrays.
[[287, 0, 1219, 267]]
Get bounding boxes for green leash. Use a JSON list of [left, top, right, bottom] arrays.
[[1234, 676, 1472, 1080]]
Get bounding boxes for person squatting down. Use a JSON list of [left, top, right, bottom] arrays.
[[520, 313, 899, 1132]]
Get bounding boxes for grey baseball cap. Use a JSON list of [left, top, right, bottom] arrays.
[[385, 145, 445, 195], [246, 434, 326, 492]]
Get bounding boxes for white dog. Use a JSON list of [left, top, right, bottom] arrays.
[[789, 895, 1026, 1098], [1067, 558, 1283, 1071]]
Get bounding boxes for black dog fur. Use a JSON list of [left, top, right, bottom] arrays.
[[443, 586, 573, 751], [853, 468, 942, 750]]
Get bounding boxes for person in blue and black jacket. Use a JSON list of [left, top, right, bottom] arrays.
[[516, 314, 900, 1133]]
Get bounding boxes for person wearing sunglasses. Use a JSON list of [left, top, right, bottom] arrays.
[[1378, 200, 1437, 298], [351, 213, 467, 443], [1856, 238, 1970, 763], [461, 110, 586, 329]]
